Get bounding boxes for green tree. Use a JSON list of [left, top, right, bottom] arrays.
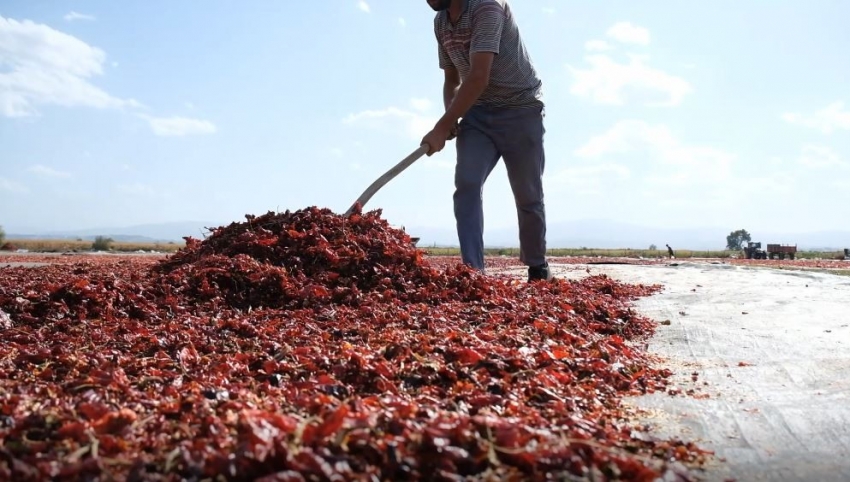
[[92, 236, 114, 251], [648, 244, 657, 250], [0, 225, 5, 247], [726, 229, 751, 250]]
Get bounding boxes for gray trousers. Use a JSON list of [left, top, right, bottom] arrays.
[[453, 104, 547, 270]]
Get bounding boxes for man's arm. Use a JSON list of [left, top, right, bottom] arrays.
[[443, 66, 460, 111], [422, 54, 492, 153], [436, 1, 504, 130], [438, 52, 493, 129], [422, 1, 504, 155]]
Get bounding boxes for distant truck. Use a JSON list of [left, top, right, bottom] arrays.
[[766, 244, 797, 260], [743, 242, 797, 260], [743, 242, 767, 259]]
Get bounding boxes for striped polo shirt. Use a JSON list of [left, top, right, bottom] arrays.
[[434, 0, 543, 109]]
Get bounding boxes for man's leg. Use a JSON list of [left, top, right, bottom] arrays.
[[492, 106, 547, 268], [454, 110, 501, 270]]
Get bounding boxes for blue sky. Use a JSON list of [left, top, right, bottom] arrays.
[[1, 1, 849, 241]]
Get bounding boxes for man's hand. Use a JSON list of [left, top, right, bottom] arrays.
[[422, 119, 458, 156], [424, 52, 492, 156], [447, 121, 459, 141]]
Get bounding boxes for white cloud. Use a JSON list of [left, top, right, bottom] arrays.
[[409, 97, 434, 112], [331, 148, 344, 158], [344, 105, 436, 141], [358, 1, 370, 13], [575, 120, 736, 184], [398, 18, 407, 27], [143, 115, 217, 137], [575, 121, 672, 158], [116, 182, 160, 197], [584, 40, 614, 52], [349, 162, 362, 171], [550, 163, 630, 194], [64, 12, 96, 22], [568, 54, 692, 106], [0, 15, 141, 118], [606, 22, 650, 45], [542, 7, 556, 15], [28, 164, 71, 178], [798, 145, 848, 169], [555, 163, 630, 180], [746, 172, 796, 193], [782, 101, 850, 134], [0, 177, 28, 193], [422, 158, 453, 170]]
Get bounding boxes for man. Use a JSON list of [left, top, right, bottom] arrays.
[[421, 0, 551, 282]]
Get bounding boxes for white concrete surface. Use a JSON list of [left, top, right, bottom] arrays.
[[544, 262, 850, 482]]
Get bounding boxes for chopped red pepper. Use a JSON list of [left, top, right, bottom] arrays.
[[0, 206, 709, 480]]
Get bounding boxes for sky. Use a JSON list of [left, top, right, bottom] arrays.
[[1, 1, 849, 243]]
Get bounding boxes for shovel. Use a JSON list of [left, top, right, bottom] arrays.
[[344, 143, 429, 216]]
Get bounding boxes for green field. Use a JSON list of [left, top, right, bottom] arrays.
[[421, 246, 845, 260], [4, 239, 845, 261], [6, 239, 184, 253]]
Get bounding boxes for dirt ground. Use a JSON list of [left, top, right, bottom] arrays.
[[535, 261, 850, 482]]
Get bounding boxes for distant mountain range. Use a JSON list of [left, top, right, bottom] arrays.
[[407, 220, 850, 251], [7, 219, 849, 251]]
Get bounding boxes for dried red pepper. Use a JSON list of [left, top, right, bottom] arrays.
[[0, 206, 709, 481]]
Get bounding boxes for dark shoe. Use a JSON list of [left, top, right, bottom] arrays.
[[527, 262, 553, 282]]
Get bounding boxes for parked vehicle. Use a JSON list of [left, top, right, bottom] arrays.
[[743, 242, 767, 259], [767, 244, 797, 260]]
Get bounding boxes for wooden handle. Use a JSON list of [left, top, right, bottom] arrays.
[[344, 144, 430, 216]]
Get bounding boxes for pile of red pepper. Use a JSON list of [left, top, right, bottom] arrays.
[[0, 206, 707, 481], [152, 207, 507, 311]]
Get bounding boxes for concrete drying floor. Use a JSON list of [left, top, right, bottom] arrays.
[[541, 261, 850, 482]]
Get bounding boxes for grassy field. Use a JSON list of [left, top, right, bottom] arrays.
[[422, 246, 729, 258], [4, 239, 845, 260], [5, 239, 185, 253], [421, 246, 846, 260]]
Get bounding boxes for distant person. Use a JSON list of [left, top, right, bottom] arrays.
[[666, 244, 675, 259]]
